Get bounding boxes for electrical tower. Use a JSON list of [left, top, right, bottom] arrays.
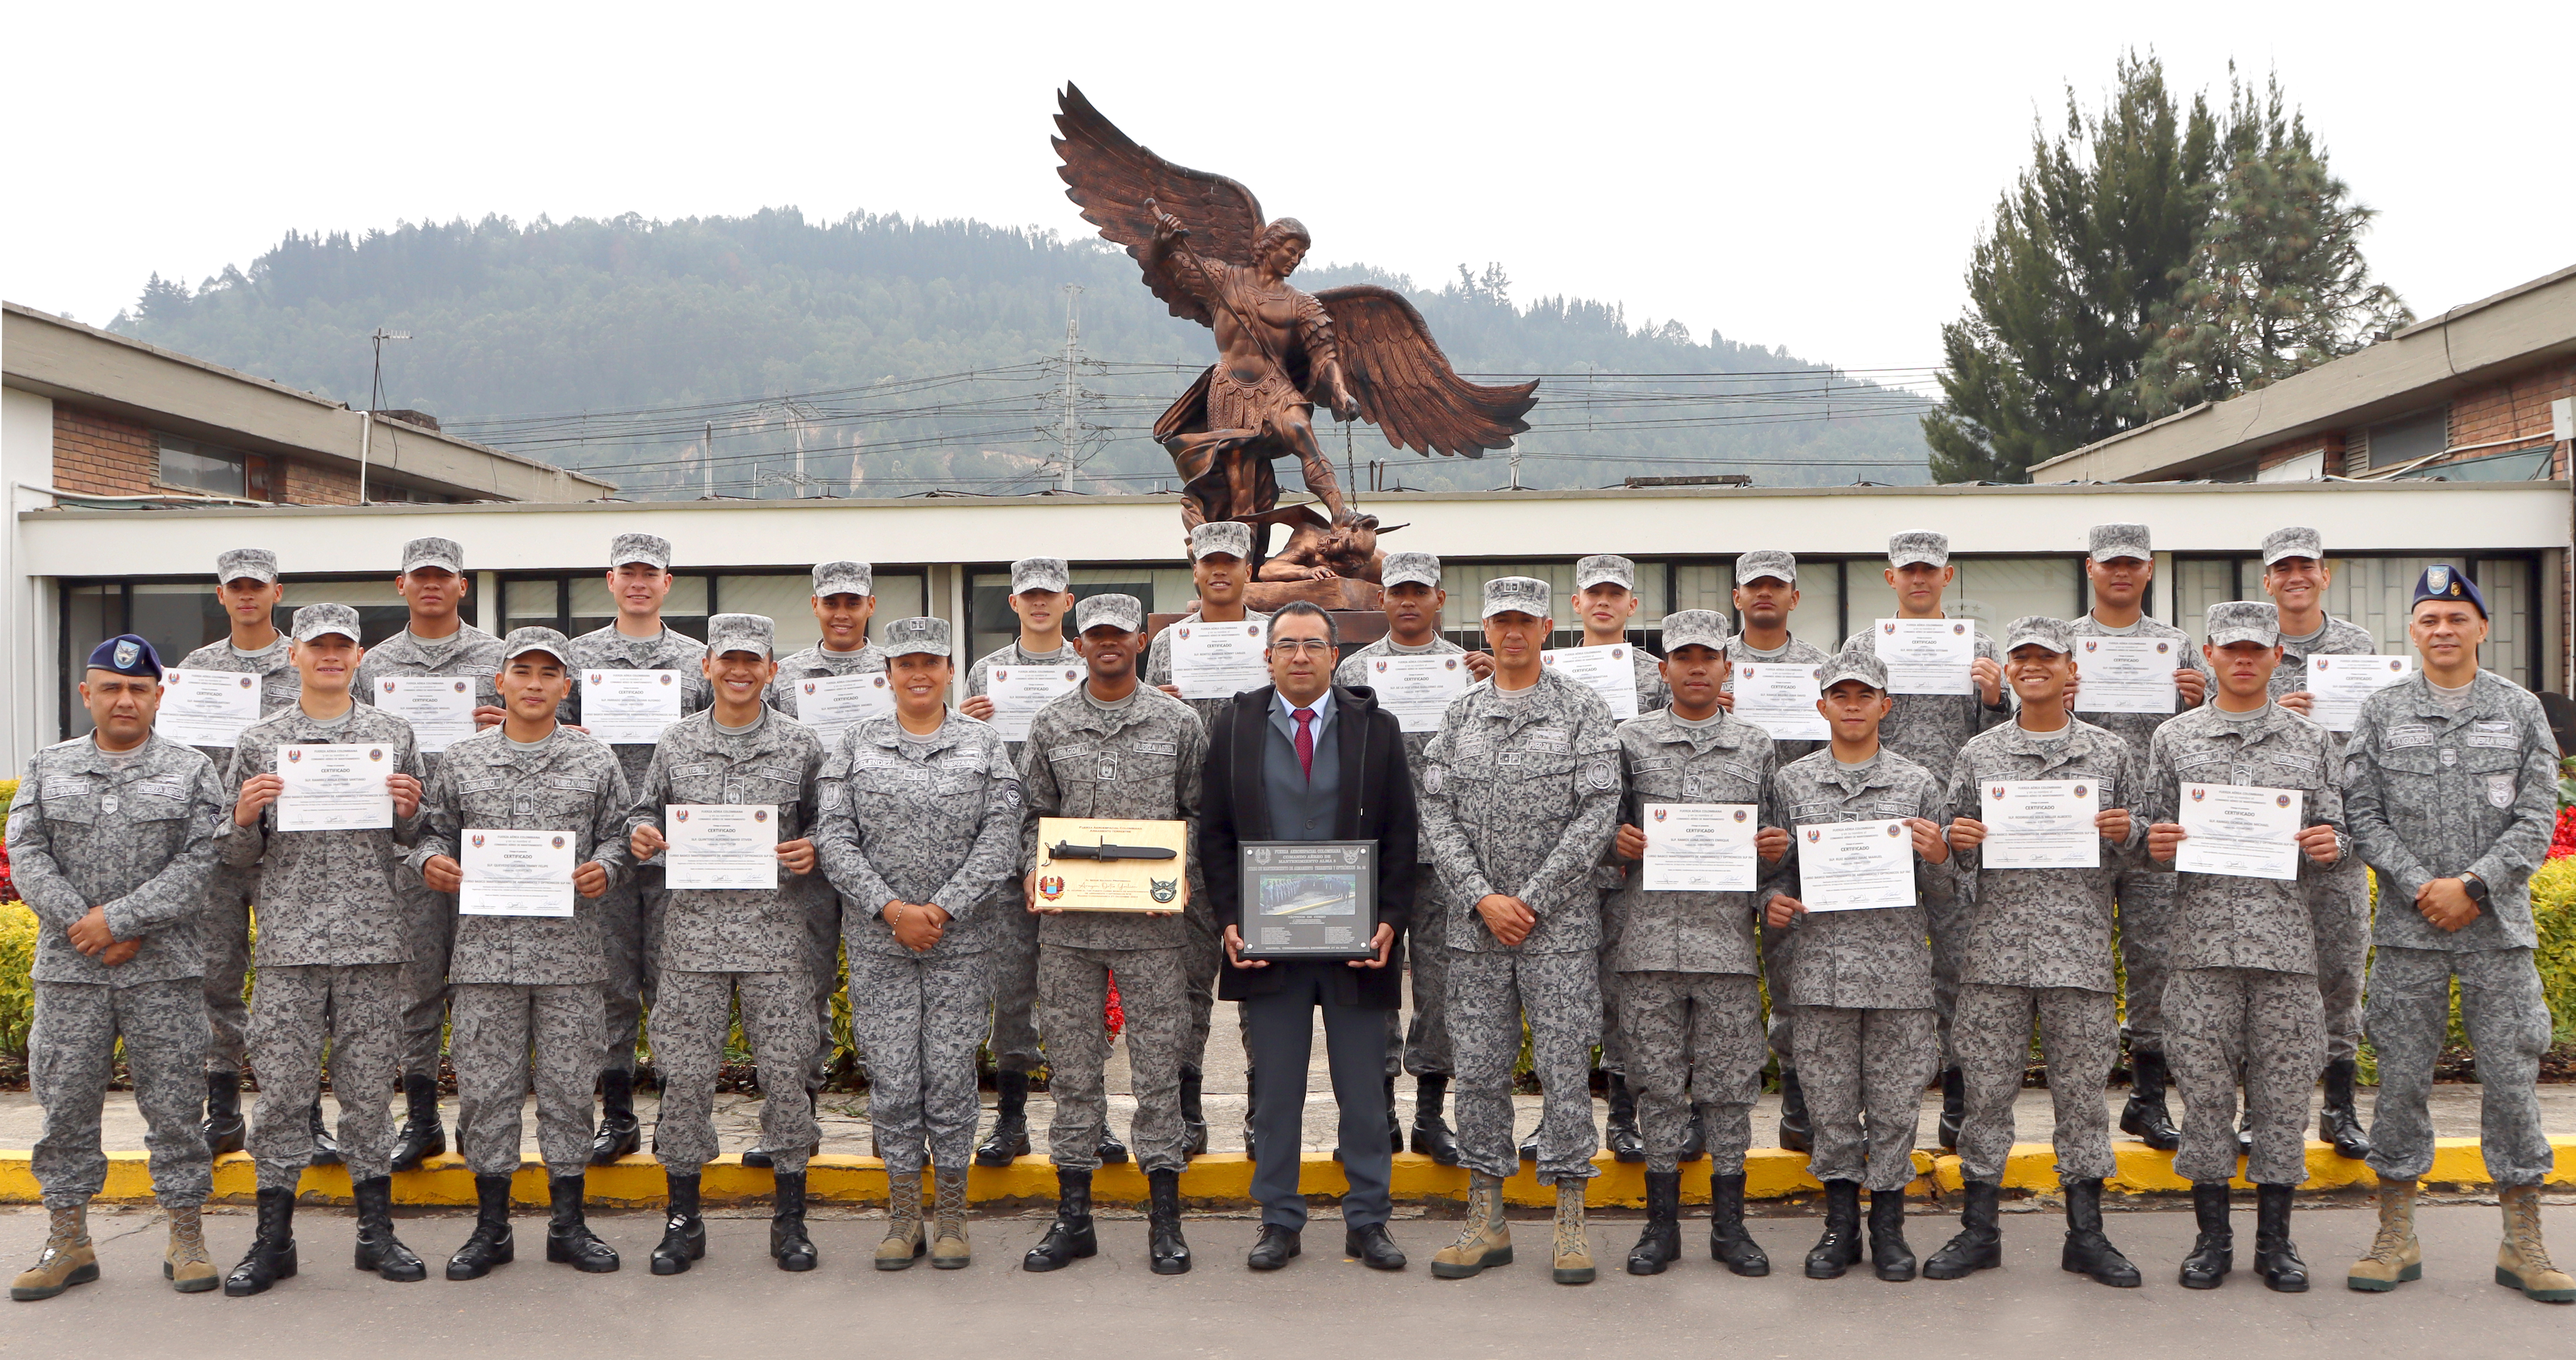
[[1053, 284, 1084, 492]]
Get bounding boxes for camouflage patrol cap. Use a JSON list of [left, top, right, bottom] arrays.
[[216, 548, 278, 585], [1189, 521, 1254, 562], [500, 625, 575, 667], [291, 603, 362, 644], [1736, 549, 1797, 585], [1818, 649, 1890, 693], [1381, 552, 1441, 589], [1074, 593, 1144, 635], [1011, 557, 1070, 594], [2261, 526, 2324, 566], [401, 537, 464, 576], [2087, 523, 2153, 563], [704, 613, 775, 659], [1575, 554, 1637, 592], [812, 561, 873, 598], [2002, 615, 2073, 656], [1659, 609, 1731, 654], [881, 616, 952, 658], [2205, 601, 2280, 648], [1887, 530, 1949, 569], [609, 533, 671, 571], [1481, 576, 1550, 620]]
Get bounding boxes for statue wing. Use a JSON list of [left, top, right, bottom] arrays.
[[1052, 83, 1264, 328], [1314, 286, 1538, 459]]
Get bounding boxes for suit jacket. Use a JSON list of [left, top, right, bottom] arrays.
[[1201, 683, 1416, 1007]]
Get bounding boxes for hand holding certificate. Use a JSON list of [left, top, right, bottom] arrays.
[[1365, 653, 1469, 733], [458, 829, 577, 917], [1796, 818, 1917, 911], [2304, 655, 2414, 732], [985, 663, 1084, 743], [663, 804, 778, 890], [1730, 662, 1827, 741], [794, 671, 895, 743], [157, 668, 264, 749], [274, 743, 396, 831], [1977, 780, 2100, 869], [2071, 637, 2180, 715], [582, 669, 684, 744], [1872, 619, 1975, 696], [2172, 783, 2301, 881], [377, 675, 476, 753], [1167, 619, 1270, 701], [1640, 803, 1758, 891], [1539, 643, 1640, 720]]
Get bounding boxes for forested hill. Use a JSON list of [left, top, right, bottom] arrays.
[[113, 210, 1933, 498]]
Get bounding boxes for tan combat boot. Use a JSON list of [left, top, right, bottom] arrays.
[[929, 1166, 971, 1269], [875, 1169, 925, 1270], [1551, 1179, 1595, 1285], [1430, 1172, 1512, 1279], [165, 1205, 219, 1293], [2346, 1179, 2420, 1292], [2496, 1184, 2576, 1303], [10, 1204, 98, 1302]]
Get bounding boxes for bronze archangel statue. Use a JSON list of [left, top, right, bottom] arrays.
[[1052, 84, 1537, 564]]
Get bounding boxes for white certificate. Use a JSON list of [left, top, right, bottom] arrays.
[[986, 663, 1085, 743], [1641, 803, 1759, 892], [1167, 618, 1271, 701], [1978, 780, 2100, 870], [794, 671, 895, 743], [1731, 662, 1827, 741], [1539, 643, 1640, 720], [377, 675, 477, 753], [581, 669, 684, 744], [2072, 636, 2180, 715], [274, 743, 395, 831], [1366, 653, 1470, 733], [1796, 818, 1917, 911], [1872, 619, 1976, 696], [157, 668, 264, 749], [458, 828, 577, 917], [2174, 782, 2302, 881], [663, 804, 778, 890], [2305, 655, 2415, 733]]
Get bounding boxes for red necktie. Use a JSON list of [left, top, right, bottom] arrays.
[[1294, 707, 1315, 779]]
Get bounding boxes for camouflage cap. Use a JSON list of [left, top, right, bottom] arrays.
[[1735, 549, 1797, 585], [501, 625, 575, 667], [2261, 526, 2323, 566], [1381, 551, 1441, 589], [1481, 576, 1551, 620], [609, 533, 671, 570], [2205, 601, 2280, 648], [1818, 649, 1890, 692], [1074, 593, 1144, 634], [1659, 609, 1731, 653], [2002, 615, 2073, 656], [401, 536, 464, 576], [704, 612, 775, 659], [1189, 521, 1254, 561], [216, 548, 278, 585], [291, 602, 362, 644], [881, 616, 952, 658], [812, 561, 873, 598], [1887, 530, 1950, 569], [1011, 557, 1070, 594], [2087, 523, 2152, 563], [1574, 554, 1636, 592]]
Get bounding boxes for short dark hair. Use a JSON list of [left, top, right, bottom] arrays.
[[1267, 600, 1339, 649]]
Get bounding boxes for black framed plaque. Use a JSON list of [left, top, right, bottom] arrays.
[[1239, 840, 1378, 960]]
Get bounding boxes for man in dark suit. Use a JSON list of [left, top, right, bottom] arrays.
[[1202, 601, 1417, 1273]]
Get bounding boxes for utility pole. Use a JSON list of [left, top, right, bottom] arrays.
[[359, 327, 411, 504], [1507, 436, 1523, 491], [704, 421, 714, 497], [1055, 284, 1084, 492]]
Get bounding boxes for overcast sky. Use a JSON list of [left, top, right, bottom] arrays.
[[7, 2, 2569, 394]]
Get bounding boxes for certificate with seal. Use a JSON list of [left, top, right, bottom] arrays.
[[986, 663, 1084, 743], [157, 668, 264, 748], [2072, 636, 2179, 715], [1367, 653, 1470, 733], [1640, 803, 1759, 892], [377, 675, 477, 752], [794, 671, 895, 743], [662, 804, 778, 890], [1978, 780, 2099, 870], [1795, 818, 1917, 911], [274, 743, 395, 831], [1539, 643, 1641, 720], [458, 829, 577, 917], [2174, 782, 2302, 881], [1239, 840, 1378, 960], [1032, 817, 1189, 912], [1872, 619, 1976, 696], [581, 669, 684, 744], [2305, 654, 2414, 733], [1731, 662, 1827, 741], [1167, 619, 1270, 701]]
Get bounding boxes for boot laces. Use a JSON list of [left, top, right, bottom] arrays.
[[168, 1210, 211, 1264], [934, 1172, 969, 1223], [2507, 1198, 2558, 1273], [1554, 1187, 1588, 1258]]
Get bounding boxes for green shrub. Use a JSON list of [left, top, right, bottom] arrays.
[[0, 903, 35, 1061]]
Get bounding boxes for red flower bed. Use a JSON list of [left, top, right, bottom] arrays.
[[2550, 807, 2576, 861]]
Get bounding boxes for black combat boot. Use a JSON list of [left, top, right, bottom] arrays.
[[1604, 1074, 1644, 1164], [745, 1087, 821, 1169], [1710, 1171, 1768, 1276], [1804, 1179, 1863, 1279], [388, 1072, 446, 1172], [588, 1069, 640, 1165], [2060, 1177, 2140, 1287], [445, 1174, 517, 1280], [2118, 1050, 2181, 1152], [977, 1071, 1033, 1166], [2318, 1059, 2370, 1160], [1776, 1068, 1812, 1153], [2252, 1182, 2308, 1293], [1625, 1170, 1682, 1275], [308, 1100, 342, 1165], [1923, 1179, 2001, 1280], [1936, 1068, 1965, 1152], [352, 1175, 425, 1282], [201, 1070, 246, 1156], [771, 1171, 817, 1272], [1022, 1168, 1097, 1271], [651, 1172, 704, 1275], [1098, 1125, 1131, 1165], [544, 1175, 619, 1273], [1868, 1187, 1917, 1281], [2178, 1181, 2233, 1289], [1679, 1105, 1707, 1161], [1409, 1074, 1459, 1165], [1178, 1064, 1209, 1158], [222, 1186, 298, 1296], [1147, 1167, 1191, 1275], [1518, 1127, 1541, 1162]]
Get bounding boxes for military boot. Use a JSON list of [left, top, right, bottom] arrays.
[[1147, 1167, 1192, 1275], [2118, 1050, 2181, 1152], [165, 1204, 218, 1293], [201, 1071, 246, 1157], [976, 1071, 1033, 1166], [738, 1085, 820, 1169], [223, 1186, 299, 1296], [1409, 1074, 1460, 1165], [1604, 1074, 1644, 1164], [876, 1169, 926, 1270], [1803, 1179, 1862, 1279], [445, 1174, 517, 1280], [2318, 1059, 2370, 1160], [1625, 1170, 1681, 1275], [1517, 1128, 1540, 1162], [1868, 1187, 1916, 1281], [1098, 1126, 1131, 1165], [1710, 1171, 1769, 1276], [10, 1203, 97, 1301], [1178, 1065, 1209, 1159], [771, 1171, 817, 1272], [1551, 1179, 1595, 1285], [930, 1166, 972, 1269], [1430, 1171, 1512, 1280], [1679, 1104, 1707, 1161], [2253, 1182, 2308, 1292], [1776, 1067, 1812, 1153], [2346, 1177, 2420, 1292], [389, 1072, 446, 1172], [588, 1070, 641, 1165], [307, 1100, 342, 1166], [651, 1172, 704, 1276], [352, 1175, 426, 1282], [1935, 1068, 1965, 1152], [2178, 1181, 2233, 1289], [2496, 1183, 2576, 1303], [1021, 1168, 1096, 1272], [2060, 1176, 2140, 1287], [1924, 1179, 2000, 1280], [544, 1174, 620, 1273]]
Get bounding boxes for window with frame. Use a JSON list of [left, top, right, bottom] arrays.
[[156, 434, 271, 500]]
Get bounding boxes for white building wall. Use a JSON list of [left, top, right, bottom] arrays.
[[4, 387, 58, 771]]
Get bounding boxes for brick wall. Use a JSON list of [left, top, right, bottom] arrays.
[[2447, 358, 2575, 452], [2254, 431, 2344, 474], [280, 457, 359, 505], [51, 402, 160, 495]]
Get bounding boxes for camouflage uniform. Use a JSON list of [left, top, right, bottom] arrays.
[[765, 641, 888, 1080], [1606, 705, 1778, 1174], [2343, 669, 2560, 1186], [816, 710, 1022, 1174], [2269, 614, 2380, 1066], [1337, 634, 1466, 1079], [1018, 680, 1209, 1175], [9, 734, 228, 1209], [174, 633, 299, 1076], [1146, 607, 1270, 1071], [1722, 633, 1831, 1072], [966, 637, 1080, 1076], [624, 708, 827, 1176], [409, 726, 632, 1177], [1761, 747, 1955, 1191], [221, 703, 424, 1191], [1417, 665, 1622, 1185]]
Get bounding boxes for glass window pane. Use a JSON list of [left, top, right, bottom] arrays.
[[61, 585, 117, 738], [280, 577, 411, 647], [567, 574, 710, 639], [2321, 556, 2446, 655], [869, 573, 926, 643], [1673, 563, 1734, 617], [2174, 558, 2253, 647], [504, 579, 559, 628], [1945, 558, 2080, 635], [718, 575, 825, 655], [156, 436, 246, 497], [2473, 558, 2533, 687], [128, 583, 225, 671]]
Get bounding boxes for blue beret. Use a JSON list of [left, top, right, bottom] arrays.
[[87, 633, 164, 679], [2411, 564, 2486, 618]]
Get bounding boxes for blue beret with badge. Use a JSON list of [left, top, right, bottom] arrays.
[[88, 633, 165, 679], [2411, 563, 2487, 619]]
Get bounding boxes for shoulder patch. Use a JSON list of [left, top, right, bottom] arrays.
[[1582, 756, 1617, 791]]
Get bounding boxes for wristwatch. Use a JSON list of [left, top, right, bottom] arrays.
[[2459, 872, 2489, 905]]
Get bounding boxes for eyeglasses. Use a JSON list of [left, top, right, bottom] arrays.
[[1269, 638, 1335, 656]]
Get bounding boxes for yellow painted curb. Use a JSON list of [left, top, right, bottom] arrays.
[[5, 1137, 2569, 1207]]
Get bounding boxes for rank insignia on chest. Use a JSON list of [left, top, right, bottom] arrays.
[[2488, 775, 2516, 807], [1097, 759, 1116, 780]]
